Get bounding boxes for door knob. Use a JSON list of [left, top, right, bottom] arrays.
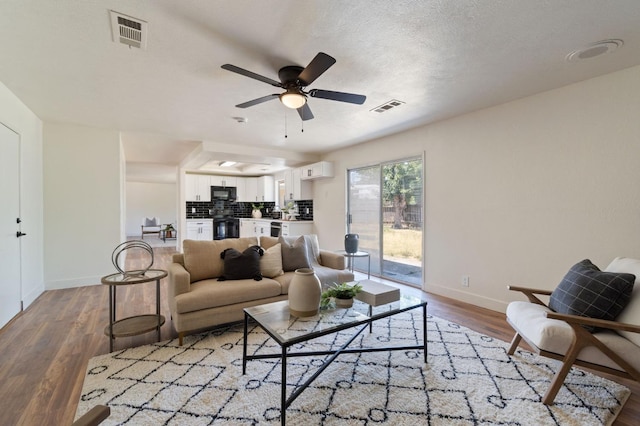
[[16, 231, 27, 237]]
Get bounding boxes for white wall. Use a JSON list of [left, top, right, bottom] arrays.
[[321, 64, 640, 313], [0, 81, 44, 308], [43, 123, 123, 289], [125, 181, 177, 237]]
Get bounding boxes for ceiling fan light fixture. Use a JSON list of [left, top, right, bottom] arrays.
[[279, 90, 307, 109]]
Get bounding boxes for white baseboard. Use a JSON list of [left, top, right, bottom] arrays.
[[45, 275, 103, 290], [425, 283, 509, 314], [22, 284, 45, 310]]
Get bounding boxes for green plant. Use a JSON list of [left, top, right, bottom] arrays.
[[251, 203, 264, 210], [320, 282, 363, 308], [164, 224, 175, 231], [281, 201, 294, 213]]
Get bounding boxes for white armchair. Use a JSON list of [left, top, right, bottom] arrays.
[[506, 257, 640, 405], [141, 217, 161, 239]]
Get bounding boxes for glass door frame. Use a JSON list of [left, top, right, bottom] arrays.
[[347, 154, 424, 287]]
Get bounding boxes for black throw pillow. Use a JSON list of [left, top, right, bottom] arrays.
[[218, 245, 264, 281], [549, 259, 635, 330]]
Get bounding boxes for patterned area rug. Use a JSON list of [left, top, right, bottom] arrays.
[[77, 312, 629, 425]]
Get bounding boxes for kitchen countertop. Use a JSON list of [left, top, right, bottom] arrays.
[[241, 218, 313, 223], [187, 218, 313, 223]]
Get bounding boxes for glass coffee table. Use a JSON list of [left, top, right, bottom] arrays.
[[243, 293, 428, 425]]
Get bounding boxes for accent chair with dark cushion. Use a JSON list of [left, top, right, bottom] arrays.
[[506, 257, 640, 405]]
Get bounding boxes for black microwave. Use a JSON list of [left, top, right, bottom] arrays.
[[212, 186, 236, 201]]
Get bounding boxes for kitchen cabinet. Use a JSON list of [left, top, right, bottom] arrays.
[[256, 221, 271, 237], [186, 220, 213, 240], [239, 219, 255, 238], [258, 176, 275, 202], [240, 219, 271, 238], [281, 221, 313, 237], [241, 176, 275, 202], [284, 168, 311, 200], [239, 177, 258, 202], [235, 177, 246, 201], [185, 174, 212, 202], [210, 175, 237, 187], [300, 161, 333, 180]]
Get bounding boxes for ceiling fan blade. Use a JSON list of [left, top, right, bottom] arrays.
[[297, 52, 336, 86], [297, 103, 314, 121], [236, 94, 279, 108], [221, 64, 282, 87], [309, 89, 366, 105]]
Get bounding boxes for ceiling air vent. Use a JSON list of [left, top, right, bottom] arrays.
[[110, 10, 148, 49], [371, 99, 405, 113]]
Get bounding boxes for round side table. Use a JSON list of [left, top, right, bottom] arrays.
[[101, 269, 167, 352], [336, 250, 371, 279]]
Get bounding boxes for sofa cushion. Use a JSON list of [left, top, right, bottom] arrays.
[[279, 235, 310, 271], [182, 237, 258, 282], [260, 243, 284, 278], [605, 257, 640, 347], [549, 259, 635, 330], [218, 246, 263, 281], [175, 278, 282, 313]]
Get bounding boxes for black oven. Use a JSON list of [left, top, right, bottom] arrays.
[[214, 218, 239, 240], [270, 221, 282, 237], [211, 186, 236, 201]]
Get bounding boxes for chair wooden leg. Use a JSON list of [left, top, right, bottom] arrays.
[[508, 333, 522, 355], [179, 332, 184, 346], [542, 329, 589, 405]]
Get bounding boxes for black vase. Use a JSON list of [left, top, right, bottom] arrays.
[[344, 234, 359, 254]]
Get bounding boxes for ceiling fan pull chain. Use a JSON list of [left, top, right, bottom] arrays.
[[284, 112, 288, 139], [301, 120, 304, 133]]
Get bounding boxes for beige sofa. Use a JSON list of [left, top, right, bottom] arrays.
[[168, 235, 354, 345]]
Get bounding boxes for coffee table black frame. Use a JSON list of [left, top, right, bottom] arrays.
[[242, 295, 427, 425]]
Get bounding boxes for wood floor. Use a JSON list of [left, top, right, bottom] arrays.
[[1, 246, 638, 425]]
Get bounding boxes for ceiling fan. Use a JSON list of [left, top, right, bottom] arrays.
[[221, 52, 366, 121]]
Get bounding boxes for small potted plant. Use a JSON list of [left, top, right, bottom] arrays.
[[164, 224, 175, 238], [320, 282, 363, 309], [251, 203, 264, 218]]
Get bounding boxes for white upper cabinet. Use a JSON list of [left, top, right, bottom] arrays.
[[284, 168, 312, 200], [185, 174, 211, 202], [300, 161, 333, 180], [258, 176, 275, 202], [210, 176, 237, 187], [241, 177, 259, 202]]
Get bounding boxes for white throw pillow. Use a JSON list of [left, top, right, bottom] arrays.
[[260, 243, 284, 278]]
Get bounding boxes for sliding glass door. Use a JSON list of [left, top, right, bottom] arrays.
[[347, 157, 423, 286], [347, 165, 382, 276]]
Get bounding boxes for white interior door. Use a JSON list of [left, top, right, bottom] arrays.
[[0, 123, 21, 328]]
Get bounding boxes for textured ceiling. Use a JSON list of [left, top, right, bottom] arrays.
[[1, 0, 640, 180]]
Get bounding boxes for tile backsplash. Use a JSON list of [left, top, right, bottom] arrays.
[[186, 200, 313, 220]]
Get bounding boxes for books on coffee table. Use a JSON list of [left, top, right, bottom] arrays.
[[355, 279, 400, 306]]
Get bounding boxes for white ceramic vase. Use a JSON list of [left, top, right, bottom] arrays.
[[288, 268, 321, 317], [252, 209, 262, 218]]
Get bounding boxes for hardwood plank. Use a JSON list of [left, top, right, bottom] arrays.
[[0, 245, 637, 425]]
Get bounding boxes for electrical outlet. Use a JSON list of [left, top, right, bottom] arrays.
[[191, 207, 196, 213], [462, 275, 470, 287]]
